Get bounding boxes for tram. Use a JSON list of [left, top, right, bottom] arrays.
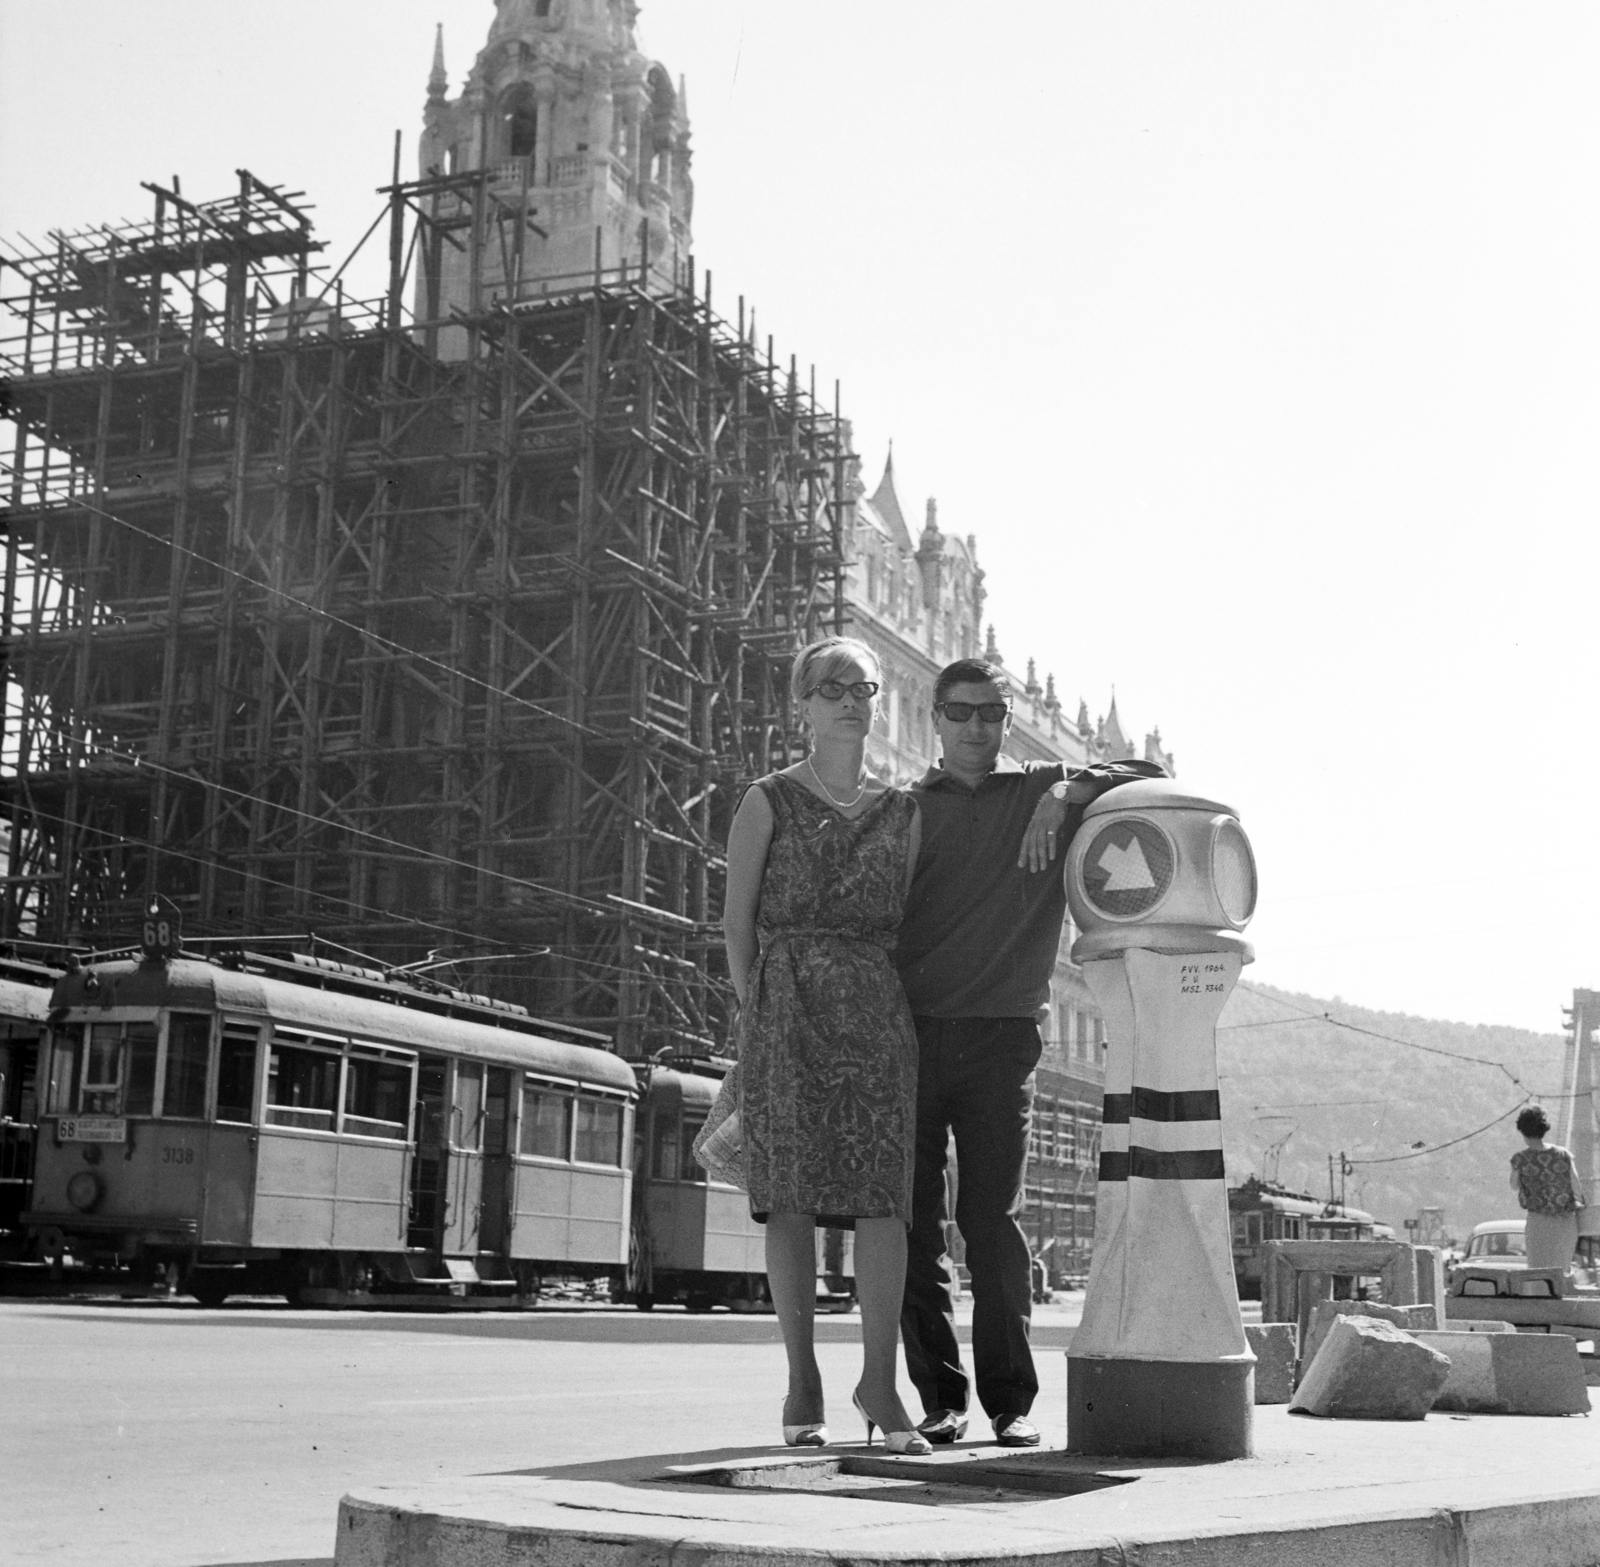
[[0, 952, 62, 1257], [26, 946, 637, 1305], [632, 1066, 854, 1312], [1229, 1175, 1379, 1299], [632, 1066, 767, 1310]]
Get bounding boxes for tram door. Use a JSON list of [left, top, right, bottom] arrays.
[[407, 1058, 449, 1252], [441, 1062, 485, 1256], [477, 1068, 515, 1257]]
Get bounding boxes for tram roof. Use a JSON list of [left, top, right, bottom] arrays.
[[647, 1065, 729, 1109], [49, 957, 637, 1094]]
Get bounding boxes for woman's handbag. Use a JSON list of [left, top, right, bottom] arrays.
[[692, 1064, 746, 1190]]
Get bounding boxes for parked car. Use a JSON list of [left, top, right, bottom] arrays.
[[1459, 1219, 1527, 1267]]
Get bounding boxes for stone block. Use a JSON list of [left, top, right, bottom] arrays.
[[1245, 1322, 1297, 1404], [1416, 1329, 1589, 1414], [1451, 1319, 1516, 1333], [1299, 1299, 1440, 1381], [1289, 1315, 1450, 1420]]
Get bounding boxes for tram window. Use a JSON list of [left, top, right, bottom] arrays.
[[344, 1052, 410, 1140], [164, 1014, 210, 1119], [1247, 1214, 1262, 1245], [484, 1069, 512, 1156], [82, 1023, 124, 1113], [651, 1113, 680, 1180], [575, 1098, 622, 1166], [455, 1063, 484, 1150], [521, 1084, 571, 1159], [265, 1042, 339, 1130], [48, 1028, 80, 1114], [215, 1028, 258, 1123], [125, 1022, 159, 1116], [679, 1112, 706, 1182]]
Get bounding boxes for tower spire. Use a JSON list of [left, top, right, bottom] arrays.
[[427, 24, 448, 101]]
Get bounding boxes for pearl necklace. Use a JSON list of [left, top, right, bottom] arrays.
[[806, 754, 867, 809]]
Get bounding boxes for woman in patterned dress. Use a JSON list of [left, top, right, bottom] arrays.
[[723, 636, 928, 1452], [1509, 1105, 1586, 1270]]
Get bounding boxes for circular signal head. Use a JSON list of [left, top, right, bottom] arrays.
[[1211, 819, 1257, 926], [1079, 817, 1176, 921]]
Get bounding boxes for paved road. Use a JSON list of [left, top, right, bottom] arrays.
[[1, 1295, 1092, 1567]]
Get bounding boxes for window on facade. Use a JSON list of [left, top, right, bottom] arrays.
[[265, 1038, 340, 1131], [215, 1026, 258, 1124], [164, 1013, 210, 1119], [505, 95, 538, 159], [344, 1050, 411, 1140], [575, 1096, 624, 1166], [521, 1084, 571, 1159], [534, 0, 553, 14]]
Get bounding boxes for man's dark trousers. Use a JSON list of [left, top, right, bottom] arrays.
[[900, 1014, 1041, 1421]]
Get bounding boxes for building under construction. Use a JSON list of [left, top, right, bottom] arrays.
[[0, 156, 847, 1057]]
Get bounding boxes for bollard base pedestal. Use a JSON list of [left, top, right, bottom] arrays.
[[1068, 1354, 1254, 1460]]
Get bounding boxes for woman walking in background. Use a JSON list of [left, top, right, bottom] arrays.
[[1510, 1105, 1586, 1270], [722, 635, 928, 1454]]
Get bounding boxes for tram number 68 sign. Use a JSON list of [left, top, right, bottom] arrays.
[[141, 894, 182, 962]]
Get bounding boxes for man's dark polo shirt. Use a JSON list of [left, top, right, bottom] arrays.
[[895, 756, 1166, 1019]]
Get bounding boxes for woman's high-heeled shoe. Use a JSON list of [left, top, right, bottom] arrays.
[[852, 1391, 932, 1456], [782, 1398, 828, 1447]]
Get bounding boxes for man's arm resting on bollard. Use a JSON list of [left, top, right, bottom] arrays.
[[1017, 759, 1170, 871]]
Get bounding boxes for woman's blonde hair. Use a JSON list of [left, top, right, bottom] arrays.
[[789, 636, 882, 706]]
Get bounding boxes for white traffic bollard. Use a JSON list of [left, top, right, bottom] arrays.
[[1064, 778, 1258, 1459]]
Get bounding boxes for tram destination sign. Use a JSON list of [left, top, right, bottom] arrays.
[[57, 1116, 127, 1144]]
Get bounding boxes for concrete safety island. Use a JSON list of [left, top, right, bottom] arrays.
[[337, 1401, 1600, 1567]]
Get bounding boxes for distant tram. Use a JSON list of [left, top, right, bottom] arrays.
[[15, 942, 839, 1312], [27, 949, 636, 1305], [1229, 1175, 1380, 1300]]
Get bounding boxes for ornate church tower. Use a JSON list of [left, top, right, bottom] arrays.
[[417, 0, 692, 327]]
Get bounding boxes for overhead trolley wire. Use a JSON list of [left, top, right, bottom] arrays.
[[18, 719, 673, 931], [9, 484, 607, 742], [5, 795, 722, 1000], [1344, 1105, 1527, 1166], [1231, 982, 1547, 1099]]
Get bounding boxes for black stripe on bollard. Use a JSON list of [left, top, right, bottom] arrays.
[[1098, 1147, 1227, 1182], [1102, 1088, 1222, 1125]]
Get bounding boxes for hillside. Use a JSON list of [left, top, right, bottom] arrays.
[[1217, 981, 1570, 1244]]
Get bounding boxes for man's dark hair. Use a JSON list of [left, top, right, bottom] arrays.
[[934, 658, 1013, 707], [1516, 1105, 1551, 1139]]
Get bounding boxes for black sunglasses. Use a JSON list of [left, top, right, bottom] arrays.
[[934, 700, 1011, 724], [805, 679, 880, 702]]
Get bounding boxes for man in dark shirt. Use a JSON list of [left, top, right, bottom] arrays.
[[896, 658, 1164, 1447]]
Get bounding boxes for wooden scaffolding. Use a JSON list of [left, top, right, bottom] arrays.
[[1, 168, 847, 1056]]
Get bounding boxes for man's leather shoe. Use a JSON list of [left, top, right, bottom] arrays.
[[915, 1409, 969, 1445], [992, 1413, 1041, 1447]]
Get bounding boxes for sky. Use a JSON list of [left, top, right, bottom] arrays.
[[3, 2, 1597, 1032]]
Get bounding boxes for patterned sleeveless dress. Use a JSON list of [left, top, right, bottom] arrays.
[[738, 774, 919, 1224]]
